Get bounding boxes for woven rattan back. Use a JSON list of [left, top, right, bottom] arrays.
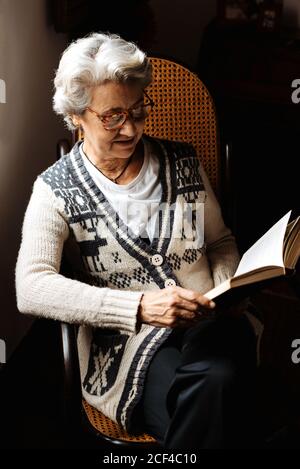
[[145, 57, 220, 194]]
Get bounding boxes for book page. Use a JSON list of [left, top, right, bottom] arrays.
[[234, 211, 291, 277]]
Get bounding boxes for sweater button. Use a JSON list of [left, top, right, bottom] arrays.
[[151, 254, 164, 266], [164, 278, 177, 287]]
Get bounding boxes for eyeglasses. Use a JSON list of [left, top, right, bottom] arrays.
[[86, 90, 154, 131]]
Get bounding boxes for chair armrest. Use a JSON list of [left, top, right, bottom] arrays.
[[60, 322, 83, 429]]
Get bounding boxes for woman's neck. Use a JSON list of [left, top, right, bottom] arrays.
[[82, 140, 144, 184]]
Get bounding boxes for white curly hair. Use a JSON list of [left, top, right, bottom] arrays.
[[53, 32, 152, 130]]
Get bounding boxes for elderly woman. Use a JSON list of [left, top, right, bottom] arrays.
[[16, 33, 258, 449]]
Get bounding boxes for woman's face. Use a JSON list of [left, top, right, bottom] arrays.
[[74, 81, 145, 161]]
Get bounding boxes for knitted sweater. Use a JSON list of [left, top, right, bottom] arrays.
[[16, 136, 239, 431]]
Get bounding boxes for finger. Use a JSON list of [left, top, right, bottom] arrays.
[[196, 295, 215, 309], [176, 298, 199, 313], [175, 286, 215, 309], [175, 308, 197, 321], [175, 286, 200, 301]]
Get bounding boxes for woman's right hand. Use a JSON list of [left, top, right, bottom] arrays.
[[138, 286, 216, 328]]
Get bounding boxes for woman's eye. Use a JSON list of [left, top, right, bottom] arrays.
[[104, 113, 122, 122], [131, 107, 144, 116], [110, 113, 122, 120]]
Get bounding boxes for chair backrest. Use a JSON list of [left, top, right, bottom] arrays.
[[145, 57, 220, 196]]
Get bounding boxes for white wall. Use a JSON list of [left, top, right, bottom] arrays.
[[0, 0, 68, 359], [149, 0, 217, 70]]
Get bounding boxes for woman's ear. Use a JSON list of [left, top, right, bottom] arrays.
[[70, 114, 80, 128]]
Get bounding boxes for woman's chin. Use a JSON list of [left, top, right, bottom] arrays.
[[113, 139, 137, 157]]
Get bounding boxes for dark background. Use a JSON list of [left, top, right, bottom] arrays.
[[197, 18, 300, 253]]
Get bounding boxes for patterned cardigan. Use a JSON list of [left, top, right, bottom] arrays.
[[16, 136, 239, 431]]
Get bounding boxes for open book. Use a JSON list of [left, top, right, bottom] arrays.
[[205, 211, 300, 303]]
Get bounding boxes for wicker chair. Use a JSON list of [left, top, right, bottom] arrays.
[[57, 57, 231, 448], [145, 57, 220, 195]]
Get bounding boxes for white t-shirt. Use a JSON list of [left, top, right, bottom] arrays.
[[80, 138, 162, 242]]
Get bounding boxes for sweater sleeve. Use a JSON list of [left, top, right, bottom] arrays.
[[15, 178, 143, 333], [200, 165, 240, 287]]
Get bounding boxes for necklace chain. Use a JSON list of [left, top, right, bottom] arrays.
[[84, 151, 133, 184]]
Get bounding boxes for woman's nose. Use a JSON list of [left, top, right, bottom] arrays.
[[119, 117, 137, 136]]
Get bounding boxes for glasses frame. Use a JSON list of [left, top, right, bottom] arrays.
[[86, 90, 155, 131]]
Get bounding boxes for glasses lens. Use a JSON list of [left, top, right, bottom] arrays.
[[102, 112, 126, 130], [101, 98, 154, 130], [131, 103, 153, 120]]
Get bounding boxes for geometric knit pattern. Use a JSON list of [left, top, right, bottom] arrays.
[[40, 135, 209, 430], [83, 329, 129, 396], [40, 136, 206, 292], [182, 247, 206, 264], [166, 246, 207, 271]]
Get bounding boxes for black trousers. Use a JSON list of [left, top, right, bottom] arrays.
[[138, 315, 258, 449]]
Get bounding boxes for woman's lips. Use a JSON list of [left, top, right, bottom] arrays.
[[114, 138, 135, 146]]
